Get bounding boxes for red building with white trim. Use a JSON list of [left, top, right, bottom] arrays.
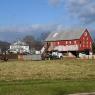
[[44, 29, 92, 55]]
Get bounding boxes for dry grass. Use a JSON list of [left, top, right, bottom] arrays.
[[0, 58, 95, 80]]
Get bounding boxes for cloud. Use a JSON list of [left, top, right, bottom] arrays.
[[0, 24, 65, 33], [0, 24, 94, 42], [0, 24, 65, 42], [0, 25, 53, 33], [65, 0, 95, 24], [49, 0, 95, 24], [49, 0, 61, 6]]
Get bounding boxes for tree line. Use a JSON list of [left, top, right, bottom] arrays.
[[0, 32, 50, 52], [0, 33, 95, 54]]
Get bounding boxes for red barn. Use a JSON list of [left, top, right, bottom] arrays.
[[44, 29, 93, 56]]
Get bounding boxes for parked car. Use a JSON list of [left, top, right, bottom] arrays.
[[47, 51, 63, 60], [79, 52, 86, 58]]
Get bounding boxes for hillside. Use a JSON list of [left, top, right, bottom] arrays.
[[0, 41, 10, 51]]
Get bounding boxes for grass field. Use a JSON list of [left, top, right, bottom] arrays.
[[0, 58, 95, 80], [0, 58, 95, 95], [0, 80, 95, 95]]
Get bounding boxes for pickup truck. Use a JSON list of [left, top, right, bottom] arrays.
[[47, 52, 63, 60]]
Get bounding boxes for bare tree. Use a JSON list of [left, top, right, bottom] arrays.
[[40, 32, 50, 42], [23, 35, 36, 50]]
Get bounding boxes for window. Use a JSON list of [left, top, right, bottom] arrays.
[[69, 41, 71, 44], [58, 42, 59, 45], [84, 32, 87, 36], [66, 41, 68, 44], [90, 44, 92, 48], [74, 41, 76, 44], [90, 42, 92, 48], [87, 37, 88, 40]]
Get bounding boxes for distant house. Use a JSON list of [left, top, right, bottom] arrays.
[[10, 41, 29, 53], [43, 29, 93, 55]]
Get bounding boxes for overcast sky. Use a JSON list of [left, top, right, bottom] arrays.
[[0, 0, 95, 41]]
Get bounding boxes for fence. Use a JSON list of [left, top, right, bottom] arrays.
[[79, 54, 95, 59], [18, 54, 42, 61], [0, 54, 95, 61], [0, 54, 42, 61], [0, 54, 18, 60]]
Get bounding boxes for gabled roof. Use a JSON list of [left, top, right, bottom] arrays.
[[45, 28, 87, 41]]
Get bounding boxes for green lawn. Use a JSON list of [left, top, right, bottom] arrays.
[[0, 80, 95, 95], [0, 59, 95, 95]]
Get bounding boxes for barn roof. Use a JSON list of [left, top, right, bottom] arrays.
[[45, 28, 87, 41]]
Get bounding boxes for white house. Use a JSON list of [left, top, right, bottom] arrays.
[[10, 41, 29, 53]]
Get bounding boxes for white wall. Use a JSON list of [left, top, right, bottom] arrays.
[[10, 45, 29, 53], [54, 45, 78, 51]]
